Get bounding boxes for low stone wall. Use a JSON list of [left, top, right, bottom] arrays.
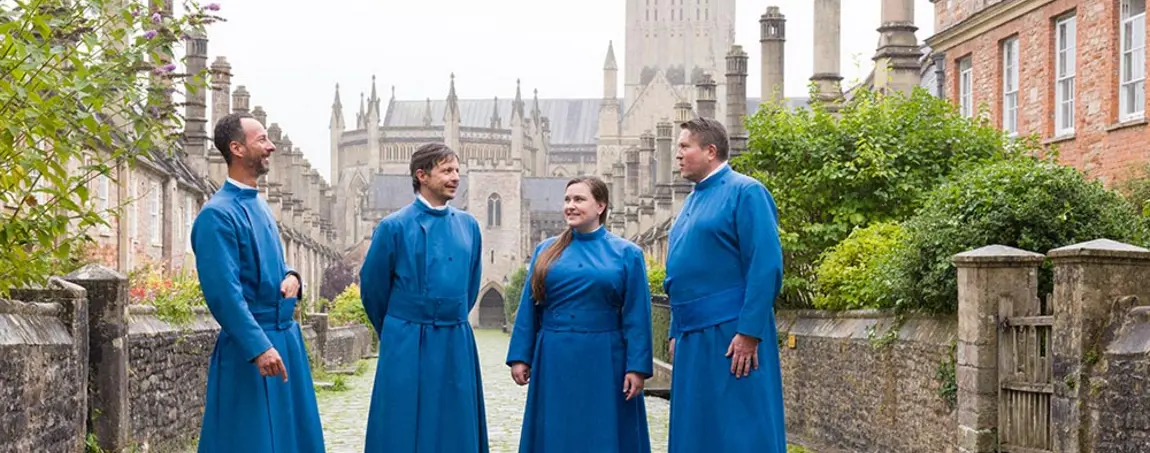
[[323, 323, 375, 368], [0, 281, 88, 453], [126, 305, 219, 452], [777, 309, 957, 453]]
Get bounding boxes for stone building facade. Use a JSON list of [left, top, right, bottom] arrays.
[[926, 0, 1150, 186], [66, 31, 341, 304]]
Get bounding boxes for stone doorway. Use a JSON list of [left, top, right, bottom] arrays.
[[477, 288, 504, 330]]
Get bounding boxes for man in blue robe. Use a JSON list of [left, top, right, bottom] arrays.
[[359, 142, 489, 452], [663, 117, 787, 452], [191, 112, 326, 452]]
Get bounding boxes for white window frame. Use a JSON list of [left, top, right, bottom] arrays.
[[1121, 0, 1145, 121], [959, 57, 974, 118], [150, 181, 161, 246], [1002, 37, 1020, 135], [1055, 15, 1077, 135]]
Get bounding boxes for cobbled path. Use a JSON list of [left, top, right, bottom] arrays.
[[317, 328, 671, 453]]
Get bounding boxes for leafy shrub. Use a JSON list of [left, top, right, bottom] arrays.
[[503, 266, 527, 326], [646, 256, 666, 296], [813, 221, 904, 310], [329, 284, 368, 327], [883, 156, 1148, 314], [128, 263, 205, 326], [737, 86, 1031, 307]]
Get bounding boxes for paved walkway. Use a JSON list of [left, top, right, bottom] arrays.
[[317, 329, 671, 453]]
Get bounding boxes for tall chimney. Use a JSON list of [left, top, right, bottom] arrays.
[[656, 121, 673, 185], [639, 131, 655, 197], [695, 73, 718, 119], [183, 29, 209, 177], [873, 0, 922, 96], [725, 45, 749, 158], [231, 85, 250, 114], [208, 57, 232, 186], [760, 6, 786, 105], [811, 0, 844, 110]]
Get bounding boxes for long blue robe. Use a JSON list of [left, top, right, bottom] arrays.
[[191, 180, 325, 453], [506, 227, 654, 453], [664, 164, 787, 453], [359, 197, 489, 452]]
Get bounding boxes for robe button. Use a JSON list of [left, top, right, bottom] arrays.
[[449, 257, 453, 261]]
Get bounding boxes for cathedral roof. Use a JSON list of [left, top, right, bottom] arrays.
[[384, 98, 606, 146], [366, 173, 469, 212]]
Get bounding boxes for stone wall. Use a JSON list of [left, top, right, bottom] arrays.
[[322, 323, 375, 368], [777, 310, 958, 453], [126, 306, 219, 452], [0, 280, 88, 453]]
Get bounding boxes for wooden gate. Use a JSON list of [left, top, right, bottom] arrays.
[[998, 293, 1053, 452]]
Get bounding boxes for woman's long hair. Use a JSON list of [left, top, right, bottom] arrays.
[[530, 175, 610, 304]]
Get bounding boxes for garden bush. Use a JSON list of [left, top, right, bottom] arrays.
[[883, 156, 1149, 314], [503, 266, 527, 327], [813, 221, 904, 311], [646, 256, 666, 296], [737, 86, 1032, 307], [329, 284, 368, 327]]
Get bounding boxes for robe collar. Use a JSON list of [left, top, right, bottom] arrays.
[[223, 179, 258, 199], [572, 225, 606, 241], [414, 195, 450, 217], [694, 163, 732, 192]]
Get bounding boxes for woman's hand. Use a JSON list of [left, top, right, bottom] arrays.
[[511, 362, 531, 386], [622, 372, 645, 400]]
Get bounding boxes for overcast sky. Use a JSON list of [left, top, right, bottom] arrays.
[[203, 0, 936, 183]]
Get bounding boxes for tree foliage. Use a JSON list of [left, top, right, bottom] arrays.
[[503, 266, 526, 327], [882, 156, 1149, 314], [736, 86, 1031, 307], [812, 221, 904, 311], [0, 0, 221, 295], [320, 261, 358, 304]]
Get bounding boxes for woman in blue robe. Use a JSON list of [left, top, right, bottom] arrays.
[[506, 175, 654, 453]]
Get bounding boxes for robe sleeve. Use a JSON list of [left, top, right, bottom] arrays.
[[191, 207, 273, 362], [622, 246, 654, 378], [734, 183, 785, 341], [467, 217, 482, 312], [506, 242, 544, 367], [360, 221, 395, 334]]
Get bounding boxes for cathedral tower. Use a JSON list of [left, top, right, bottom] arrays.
[[624, 0, 736, 107]]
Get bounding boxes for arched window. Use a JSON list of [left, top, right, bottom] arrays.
[[487, 193, 502, 228]]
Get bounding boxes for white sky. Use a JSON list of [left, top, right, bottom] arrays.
[[204, 0, 936, 184]]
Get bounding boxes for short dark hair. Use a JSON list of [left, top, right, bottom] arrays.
[[213, 112, 254, 165], [409, 142, 459, 193], [680, 117, 730, 161]]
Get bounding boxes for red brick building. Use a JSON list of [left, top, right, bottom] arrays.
[[926, 0, 1149, 185]]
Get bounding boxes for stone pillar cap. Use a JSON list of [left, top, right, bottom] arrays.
[[952, 244, 1044, 267], [1047, 238, 1150, 260]]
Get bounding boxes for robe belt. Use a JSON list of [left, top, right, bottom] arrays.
[[250, 297, 297, 331], [387, 290, 468, 326], [539, 308, 622, 333], [670, 285, 745, 333]]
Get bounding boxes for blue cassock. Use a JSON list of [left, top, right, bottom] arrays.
[[190, 180, 325, 453], [506, 226, 654, 453], [359, 197, 489, 452], [664, 164, 787, 453]]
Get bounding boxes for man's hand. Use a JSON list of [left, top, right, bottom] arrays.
[[725, 333, 760, 378], [622, 372, 645, 400], [256, 347, 288, 382], [281, 274, 300, 298], [668, 338, 675, 359], [510, 362, 531, 386]]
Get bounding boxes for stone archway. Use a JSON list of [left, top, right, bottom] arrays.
[[477, 288, 505, 330]]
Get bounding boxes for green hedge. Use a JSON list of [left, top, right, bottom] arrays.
[[882, 156, 1149, 314], [503, 266, 527, 327]]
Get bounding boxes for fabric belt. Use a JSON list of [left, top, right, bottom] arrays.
[[387, 290, 469, 326], [252, 298, 297, 331], [539, 308, 621, 333], [670, 286, 744, 333]]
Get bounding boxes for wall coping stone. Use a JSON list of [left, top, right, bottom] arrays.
[[1047, 238, 1150, 262], [0, 298, 64, 316]]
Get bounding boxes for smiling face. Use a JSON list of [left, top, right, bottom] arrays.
[[232, 117, 275, 177], [416, 155, 460, 204], [563, 181, 606, 232]]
